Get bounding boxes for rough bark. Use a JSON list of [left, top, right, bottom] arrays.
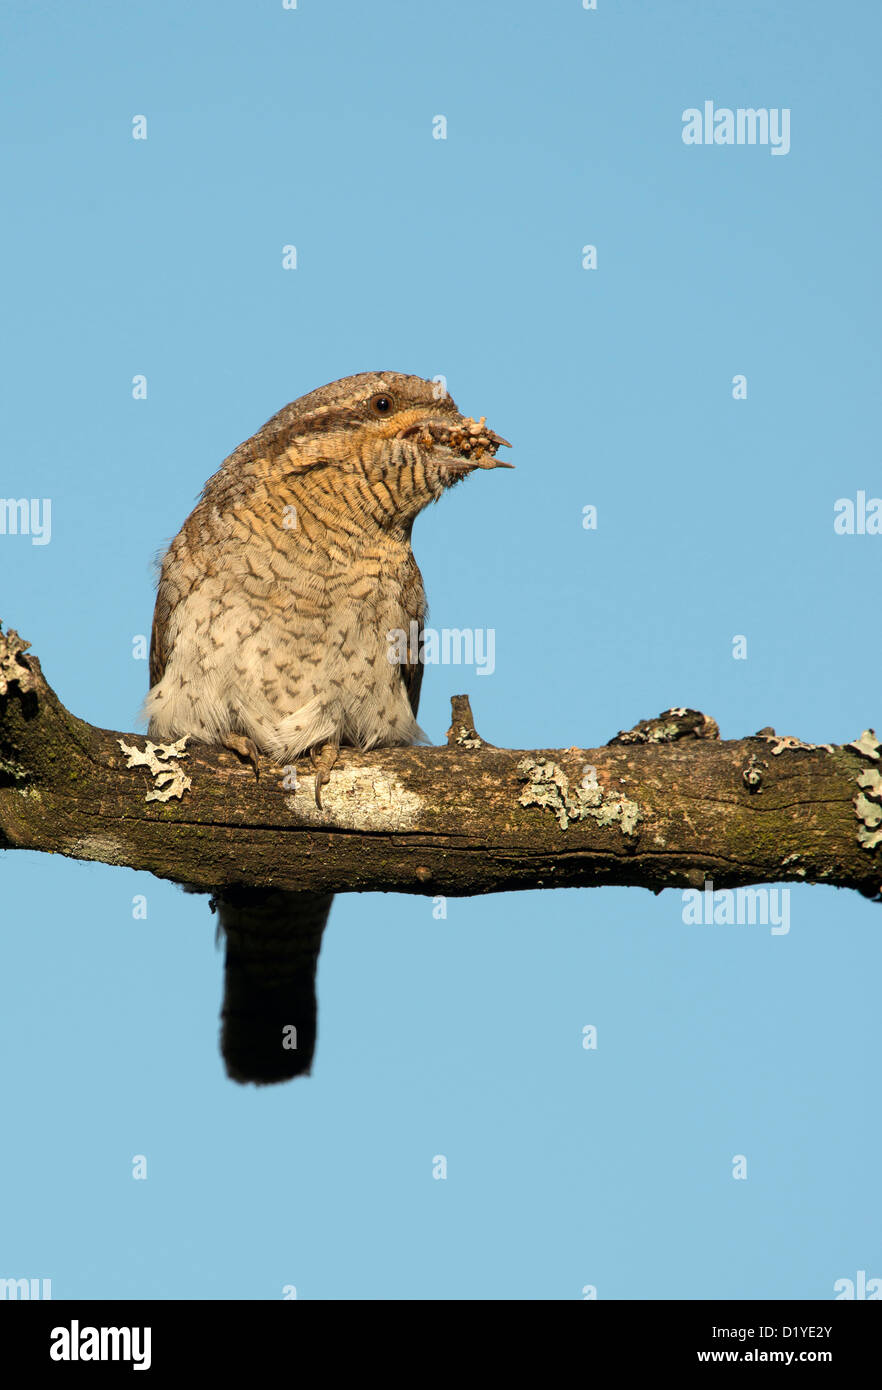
[[1, 623, 880, 900]]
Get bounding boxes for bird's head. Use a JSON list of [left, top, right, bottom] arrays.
[[247, 371, 512, 529]]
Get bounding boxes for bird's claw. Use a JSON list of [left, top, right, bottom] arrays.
[[309, 743, 340, 809], [221, 733, 261, 779]]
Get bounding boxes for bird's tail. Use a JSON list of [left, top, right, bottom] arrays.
[[215, 887, 333, 1084]]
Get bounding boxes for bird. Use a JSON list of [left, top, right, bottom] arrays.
[[143, 371, 512, 1084]]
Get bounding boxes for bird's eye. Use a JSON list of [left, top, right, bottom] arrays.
[[369, 393, 394, 416]]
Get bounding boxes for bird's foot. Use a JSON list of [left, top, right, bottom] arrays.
[[221, 733, 261, 779], [309, 742, 340, 809]]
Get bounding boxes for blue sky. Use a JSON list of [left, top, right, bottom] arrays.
[[1, 0, 880, 1299]]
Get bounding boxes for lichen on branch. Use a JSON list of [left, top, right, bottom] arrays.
[[0, 623, 879, 901]]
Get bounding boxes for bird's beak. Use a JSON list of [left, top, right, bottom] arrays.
[[457, 417, 514, 468], [398, 413, 513, 470], [476, 426, 514, 467]]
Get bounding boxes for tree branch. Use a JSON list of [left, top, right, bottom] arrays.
[[1, 623, 879, 900]]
